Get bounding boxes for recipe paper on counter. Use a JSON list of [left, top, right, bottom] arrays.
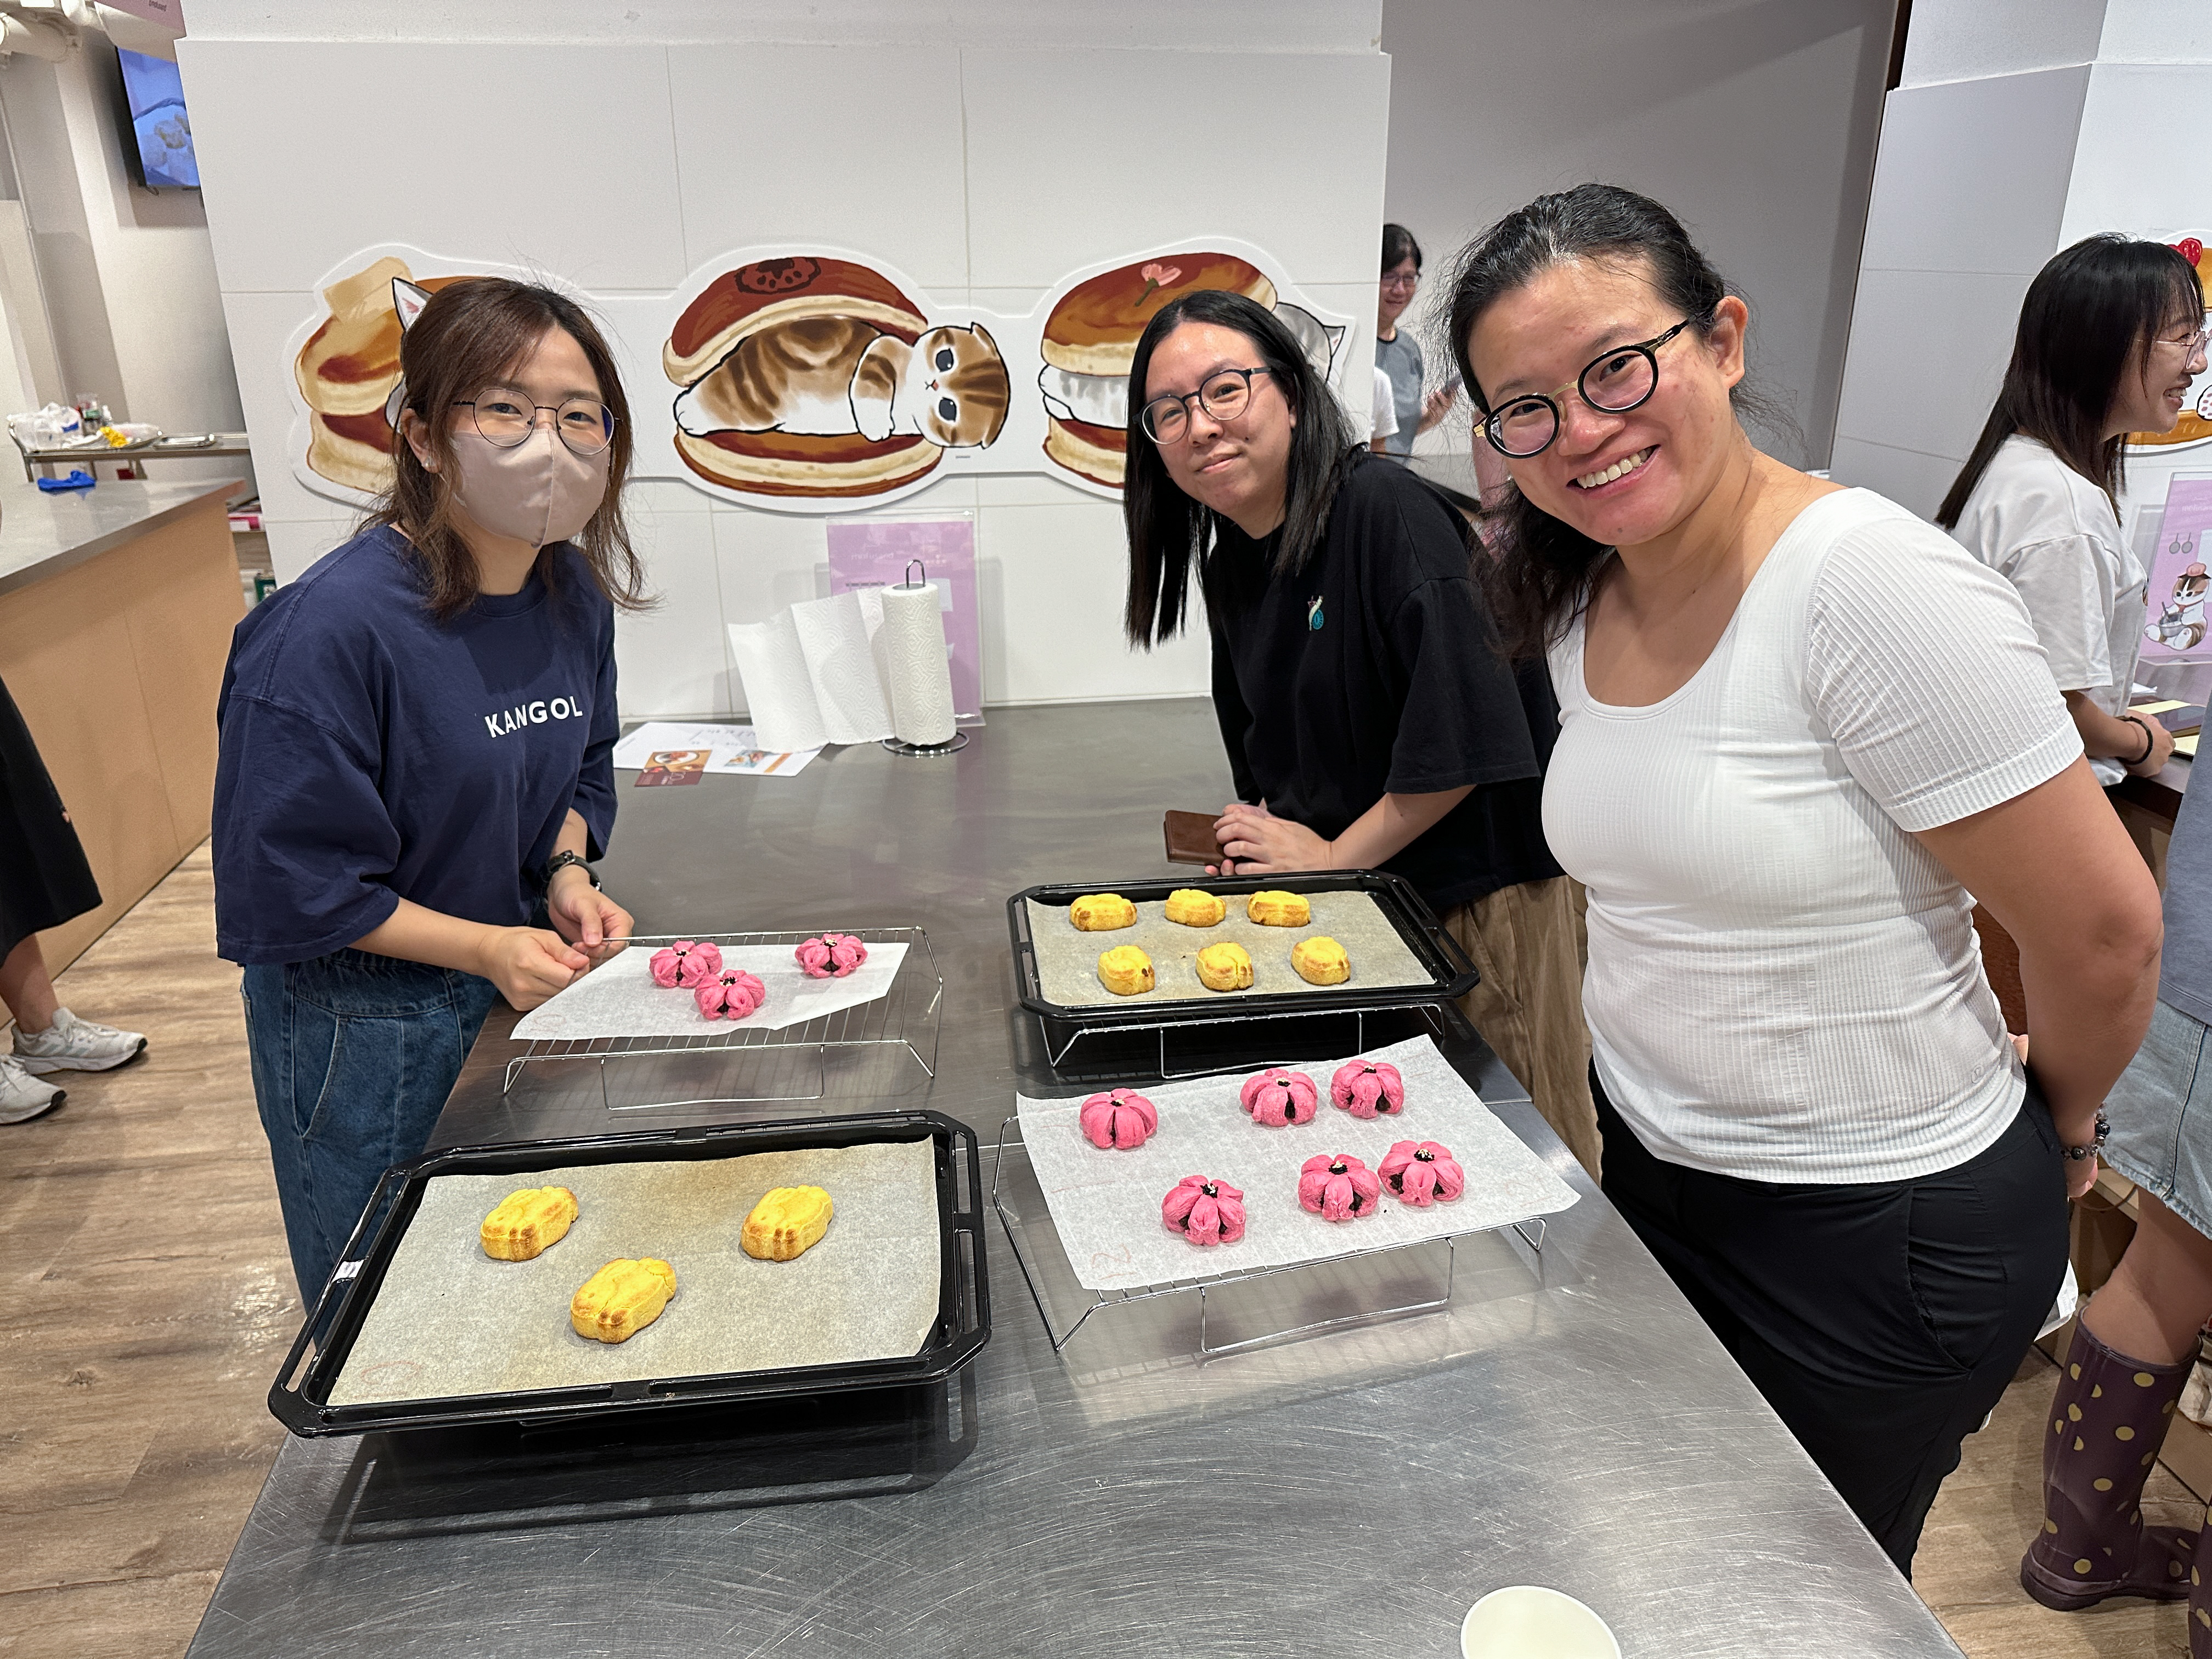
[[611, 721, 819, 777], [1017, 1036, 1578, 1291], [512, 940, 909, 1040]]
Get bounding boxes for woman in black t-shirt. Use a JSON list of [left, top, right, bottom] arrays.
[[1120, 289, 1598, 1173]]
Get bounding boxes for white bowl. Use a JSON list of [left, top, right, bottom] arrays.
[[1460, 1585, 1621, 1658]]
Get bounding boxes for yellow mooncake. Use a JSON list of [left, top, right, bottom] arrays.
[[1196, 941, 1254, 991], [1070, 893, 1137, 931], [569, 1257, 677, 1344], [1247, 890, 1312, 927], [1098, 945, 1155, 995], [742, 1185, 834, 1262], [479, 1185, 579, 1261], [1291, 936, 1351, 985], [1163, 888, 1227, 927]]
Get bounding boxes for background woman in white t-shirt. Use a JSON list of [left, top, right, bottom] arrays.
[[1443, 183, 2164, 1575], [1939, 235, 2207, 786]]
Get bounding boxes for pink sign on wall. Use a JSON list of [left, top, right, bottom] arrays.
[[2143, 478, 2212, 663], [826, 516, 983, 720]]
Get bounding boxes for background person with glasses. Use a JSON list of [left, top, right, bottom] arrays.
[[1448, 183, 2163, 1573], [1935, 236, 2212, 1623], [1374, 223, 1458, 462], [212, 278, 648, 1299], [1940, 236, 2208, 789], [1122, 287, 1601, 1177]]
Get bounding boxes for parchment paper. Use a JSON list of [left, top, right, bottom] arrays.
[[1025, 889, 1433, 1009], [1017, 1035, 1578, 1291], [510, 941, 909, 1041], [329, 1139, 940, 1406]]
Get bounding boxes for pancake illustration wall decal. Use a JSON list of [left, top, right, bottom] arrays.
[[664, 254, 1011, 501], [281, 240, 1348, 514], [2128, 234, 2212, 454], [292, 254, 479, 499], [1037, 250, 1346, 491]]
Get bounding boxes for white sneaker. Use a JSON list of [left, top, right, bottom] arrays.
[[0, 1054, 63, 1123], [12, 1007, 147, 1075]]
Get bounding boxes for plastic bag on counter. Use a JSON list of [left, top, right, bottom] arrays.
[[7, 404, 84, 447]]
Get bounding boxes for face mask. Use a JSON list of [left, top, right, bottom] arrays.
[[447, 426, 611, 549]]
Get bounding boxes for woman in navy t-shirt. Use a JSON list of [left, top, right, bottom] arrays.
[[213, 278, 648, 1298]]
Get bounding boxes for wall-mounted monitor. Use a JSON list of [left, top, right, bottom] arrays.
[[116, 47, 195, 189]]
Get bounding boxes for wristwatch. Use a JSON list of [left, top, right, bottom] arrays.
[[2061, 1110, 2109, 1163], [544, 850, 599, 889]]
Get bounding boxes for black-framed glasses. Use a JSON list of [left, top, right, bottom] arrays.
[[1476, 318, 1702, 458], [453, 388, 617, 456], [1142, 366, 1271, 445]]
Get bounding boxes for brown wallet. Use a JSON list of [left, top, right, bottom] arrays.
[[1164, 809, 1218, 866]]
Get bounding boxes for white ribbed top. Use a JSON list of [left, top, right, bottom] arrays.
[[1544, 489, 2082, 1183]]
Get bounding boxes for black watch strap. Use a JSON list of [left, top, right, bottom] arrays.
[[545, 850, 597, 889]]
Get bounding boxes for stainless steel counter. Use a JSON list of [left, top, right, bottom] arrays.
[[0, 472, 239, 597], [187, 701, 1965, 1658]]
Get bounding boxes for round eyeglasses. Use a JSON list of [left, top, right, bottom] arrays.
[[453, 388, 617, 456], [1476, 317, 1702, 458], [1141, 366, 1271, 445]]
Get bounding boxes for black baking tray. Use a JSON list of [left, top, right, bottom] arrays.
[[268, 1111, 989, 1437], [1007, 870, 1479, 1032]]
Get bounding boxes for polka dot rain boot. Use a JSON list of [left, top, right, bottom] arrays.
[[2020, 1320, 2193, 1611], [2192, 1503, 2212, 1656]]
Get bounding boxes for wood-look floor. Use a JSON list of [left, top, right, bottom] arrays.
[[0, 844, 297, 1659], [0, 846, 2193, 1657]]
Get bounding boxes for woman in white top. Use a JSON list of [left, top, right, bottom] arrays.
[[1444, 183, 2163, 1575], [1940, 234, 2207, 785]]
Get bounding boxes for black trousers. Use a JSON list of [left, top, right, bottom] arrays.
[[1593, 1069, 2069, 1575]]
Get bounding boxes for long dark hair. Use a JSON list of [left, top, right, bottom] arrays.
[[1122, 289, 1358, 646], [1443, 184, 1745, 661], [371, 277, 650, 622], [1934, 235, 2200, 528]]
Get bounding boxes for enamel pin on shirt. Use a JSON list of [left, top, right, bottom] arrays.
[[1307, 596, 1325, 631]]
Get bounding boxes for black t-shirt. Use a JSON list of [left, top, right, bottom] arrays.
[[1205, 451, 1561, 911]]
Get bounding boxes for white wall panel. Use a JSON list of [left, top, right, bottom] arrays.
[[179, 42, 689, 294], [1833, 268, 2027, 463], [263, 515, 359, 585], [1854, 69, 2089, 274], [664, 46, 969, 287], [1829, 436, 1982, 522], [1897, 0, 2108, 87], [2059, 64, 2212, 242], [961, 48, 1389, 289], [613, 487, 729, 719]]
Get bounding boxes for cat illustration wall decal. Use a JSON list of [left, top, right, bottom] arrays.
[[283, 241, 1349, 514], [292, 254, 479, 496], [663, 255, 1011, 500]]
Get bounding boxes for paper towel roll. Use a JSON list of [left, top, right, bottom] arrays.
[[879, 580, 957, 747], [790, 591, 894, 744], [726, 612, 830, 752]]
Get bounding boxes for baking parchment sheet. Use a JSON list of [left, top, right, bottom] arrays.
[[510, 940, 908, 1041], [329, 1139, 940, 1406], [1024, 889, 1433, 1009], [1016, 1035, 1578, 1291]]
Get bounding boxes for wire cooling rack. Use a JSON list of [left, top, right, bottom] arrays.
[[500, 928, 942, 1110], [992, 1113, 1545, 1358]]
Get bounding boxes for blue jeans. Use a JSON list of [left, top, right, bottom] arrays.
[[241, 950, 500, 1301]]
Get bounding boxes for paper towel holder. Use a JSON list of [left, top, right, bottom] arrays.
[[881, 559, 970, 759]]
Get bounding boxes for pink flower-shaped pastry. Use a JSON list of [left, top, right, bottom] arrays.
[[1299, 1153, 1382, 1222], [1239, 1067, 1319, 1128], [1161, 1174, 1245, 1246], [695, 968, 767, 1021], [649, 939, 723, 989], [795, 933, 868, 979], [1079, 1088, 1158, 1150], [1329, 1058, 1406, 1119], [1378, 1140, 1465, 1207]]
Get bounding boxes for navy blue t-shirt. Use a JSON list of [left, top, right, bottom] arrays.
[[213, 526, 618, 966]]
